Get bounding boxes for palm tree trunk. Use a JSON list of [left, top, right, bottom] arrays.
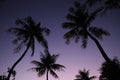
[[46, 69, 49, 80], [7, 46, 29, 80], [87, 31, 111, 63]]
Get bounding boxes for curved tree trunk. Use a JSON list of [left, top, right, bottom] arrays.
[[46, 69, 49, 80], [87, 31, 111, 63], [7, 46, 29, 80]]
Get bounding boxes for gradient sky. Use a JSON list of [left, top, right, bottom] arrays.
[[0, 0, 120, 80]]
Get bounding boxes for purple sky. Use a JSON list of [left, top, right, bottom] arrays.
[[0, 0, 120, 80]]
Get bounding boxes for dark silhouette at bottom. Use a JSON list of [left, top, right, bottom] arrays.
[[99, 57, 120, 80]]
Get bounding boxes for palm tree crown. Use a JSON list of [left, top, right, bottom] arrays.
[[7, 16, 50, 80], [74, 69, 96, 80], [31, 50, 65, 80], [8, 16, 50, 56], [62, 1, 111, 62], [62, 1, 110, 47]]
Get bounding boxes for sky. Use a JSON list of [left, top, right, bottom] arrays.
[[0, 0, 120, 80]]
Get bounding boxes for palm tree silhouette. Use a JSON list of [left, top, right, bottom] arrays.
[[7, 16, 50, 80], [86, 0, 120, 14], [62, 1, 111, 62], [74, 69, 96, 80], [30, 50, 65, 80], [99, 57, 120, 80]]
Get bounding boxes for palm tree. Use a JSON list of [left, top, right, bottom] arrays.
[[62, 1, 111, 62], [74, 69, 96, 80], [30, 50, 65, 80], [86, 0, 120, 14], [7, 16, 50, 80], [99, 57, 120, 80]]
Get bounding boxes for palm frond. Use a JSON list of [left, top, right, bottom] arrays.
[[79, 30, 88, 48], [7, 27, 29, 45], [81, 39, 87, 48], [66, 13, 77, 21], [87, 7, 103, 25], [31, 60, 43, 66], [69, 7, 76, 14], [75, 74, 81, 79], [30, 67, 46, 77], [104, 0, 120, 9], [49, 69, 58, 78], [30, 37, 35, 56], [40, 52, 46, 61], [12, 37, 22, 45], [24, 16, 36, 27], [51, 54, 59, 62], [41, 27, 50, 36], [62, 22, 76, 29], [89, 27, 110, 40], [64, 28, 78, 44], [7, 27, 27, 36], [37, 68, 46, 77], [90, 76, 97, 80], [51, 64, 65, 71], [35, 33, 48, 49], [13, 42, 24, 53], [16, 18, 25, 25], [13, 35, 29, 53], [16, 18, 29, 30]]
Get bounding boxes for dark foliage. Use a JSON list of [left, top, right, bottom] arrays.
[[30, 50, 65, 80], [6, 16, 50, 80], [86, 0, 120, 14], [74, 69, 96, 80], [0, 75, 6, 80], [99, 57, 120, 80], [62, 1, 110, 62]]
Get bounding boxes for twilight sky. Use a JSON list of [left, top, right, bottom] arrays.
[[0, 0, 120, 80]]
